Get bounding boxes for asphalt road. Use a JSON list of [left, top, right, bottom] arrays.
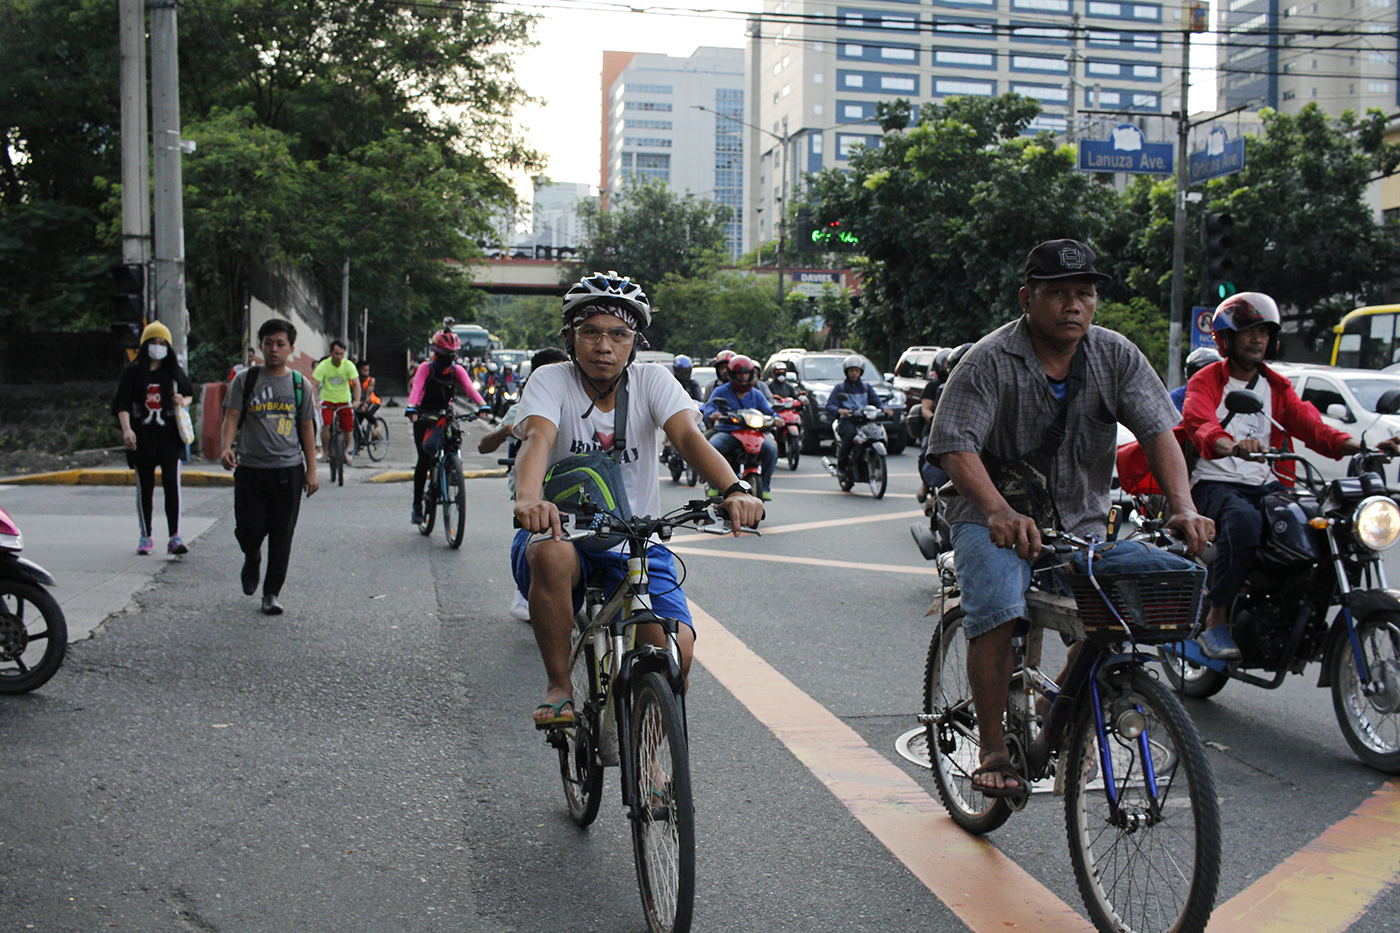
[[2, 438, 1399, 932]]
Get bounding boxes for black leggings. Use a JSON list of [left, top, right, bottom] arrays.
[[413, 419, 437, 508], [132, 444, 183, 538], [234, 465, 305, 598]]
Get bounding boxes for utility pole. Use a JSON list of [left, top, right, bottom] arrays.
[[118, 0, 150, 275], [150, 0, 189, 365], [776, 116, 789, 307], [1066, 14, 1081, 143], [341, 259, 350, 346], [1169, 15, 1204, 390]]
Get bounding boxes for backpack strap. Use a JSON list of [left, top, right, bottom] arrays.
[[610, 369, 630, 462], [1032, 339, 1088, 462]]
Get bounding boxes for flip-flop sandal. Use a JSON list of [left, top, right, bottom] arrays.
[[971, 757, 1026, 799], [533, 699, 575, 730]]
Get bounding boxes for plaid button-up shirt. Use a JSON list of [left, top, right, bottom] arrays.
[[929, 316, 1178, 536]]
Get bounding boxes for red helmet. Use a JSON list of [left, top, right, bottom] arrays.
[[1212, 292, 1280, 358], [727, 354, 758, 381], [432, 330, 461, 354]]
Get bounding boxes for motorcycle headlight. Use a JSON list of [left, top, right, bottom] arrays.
[[1353, 496, 1400, 550], [743, 412, 765, 429]]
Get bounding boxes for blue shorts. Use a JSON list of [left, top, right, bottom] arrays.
[[950, 521, 1032, 639], [510, 528, 695, 633]]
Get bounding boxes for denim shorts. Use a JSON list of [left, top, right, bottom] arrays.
[[950, 521, 1033, 639], [510, 528, 695, 633]]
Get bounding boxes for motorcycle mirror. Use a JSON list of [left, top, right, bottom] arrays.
[[1224, 389, 1264, 415], [1376, 388, 1400, 416]]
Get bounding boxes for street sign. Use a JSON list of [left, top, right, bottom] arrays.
[[1078, 124, 1174, 175], [1192, 306, 1216, 351], [1188, 127, 1246, 185]]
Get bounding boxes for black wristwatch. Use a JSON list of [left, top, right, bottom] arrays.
[[721, 480, 754, 499]]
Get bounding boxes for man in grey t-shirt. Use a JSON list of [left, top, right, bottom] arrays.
[[927, 239, 1213, 797], [220, 318, 319, 615]]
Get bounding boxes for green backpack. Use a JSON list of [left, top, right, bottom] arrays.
[[543, 452, 632, 552]]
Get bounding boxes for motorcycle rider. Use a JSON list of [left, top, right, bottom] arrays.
[[826, 355, 891, 479], [703, 349, 736, 401], [1182, 292, 1399, 660], [768, 362, 798, 399], [702, 354, 778, 500], [1169, 346, 1223, 413], [672, 354, 702, 401]]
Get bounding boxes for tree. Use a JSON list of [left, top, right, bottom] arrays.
[[572, 176, 731, 349], [806, 94, 1119, 352], [651, 271, 799, 359]]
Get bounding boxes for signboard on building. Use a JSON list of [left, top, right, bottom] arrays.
[[1188, 127, 1246, 185], [789, 270, 845, 298], [1078, 124, 1174, 176]]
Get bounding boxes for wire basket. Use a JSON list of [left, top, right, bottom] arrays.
[[1063, 568, 1206, 644]]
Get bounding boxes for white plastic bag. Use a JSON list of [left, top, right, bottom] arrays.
[[176, 405, 195, 445]]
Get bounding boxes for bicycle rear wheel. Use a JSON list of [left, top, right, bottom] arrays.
[[418, 463, 437, 536], [560, 635, 604, 826], [629, 670, 695, 933], [366, 416, 389, 462], [442, 453, 466, 549], [1064, 668, 1220, 933], [923, 605, 1014, 834]]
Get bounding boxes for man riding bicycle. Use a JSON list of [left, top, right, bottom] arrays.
[[927, 239, 1212, 796], [511, 272, 764, 729], [406, 330, 489, 525], [312, 339, 361, 465]]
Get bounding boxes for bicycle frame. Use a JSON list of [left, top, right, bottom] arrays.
[[571, 545, 688, 817]]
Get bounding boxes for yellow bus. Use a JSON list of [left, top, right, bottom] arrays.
[[1330, 305, 1400, 369]]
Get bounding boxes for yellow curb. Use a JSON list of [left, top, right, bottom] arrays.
[[370, 468, 507, 484], [0, 468, 234, 487]]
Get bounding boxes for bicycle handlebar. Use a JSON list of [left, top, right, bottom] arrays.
[[516, 500, 762, 539]]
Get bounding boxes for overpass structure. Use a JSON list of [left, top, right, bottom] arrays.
[[467, 258, 859, 298]]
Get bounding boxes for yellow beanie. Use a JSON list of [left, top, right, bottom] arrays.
[[140, 321, 172, 345]]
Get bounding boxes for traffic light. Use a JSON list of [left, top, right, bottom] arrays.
[[110, 262, 145, 347], [1201, 212, 1236, 304], [792, 208, 817, 253]]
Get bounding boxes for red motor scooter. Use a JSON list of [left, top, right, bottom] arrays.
[[772, 396, 804, 470], [708, 402, 776, 496]]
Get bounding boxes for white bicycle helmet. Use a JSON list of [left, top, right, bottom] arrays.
[[562, 271, 652, 330]]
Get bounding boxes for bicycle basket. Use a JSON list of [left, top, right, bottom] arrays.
[[1060, 540, 1205, 644]]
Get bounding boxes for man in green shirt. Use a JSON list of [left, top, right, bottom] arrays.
[[311, 339, 361, 464]]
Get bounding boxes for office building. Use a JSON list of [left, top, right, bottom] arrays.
[[531, 179, 595, 251], [746, 1, 1186, 252], [1218, 1, 1400, 115], [602, 47, 746, 258]]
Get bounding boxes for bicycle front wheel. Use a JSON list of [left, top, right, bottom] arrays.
[[923, 606, 1013, 834], [366, 416, 389, 462], [442, 454, 467, 549], [328, 430, 344, 486], [629, 670, 695, 933], [1064, 668, 1220, 933]]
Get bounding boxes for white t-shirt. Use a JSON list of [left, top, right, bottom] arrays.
[[1192, 375, 1274, 486], [512, 361, 691, 519]]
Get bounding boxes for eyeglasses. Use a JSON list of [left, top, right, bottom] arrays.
[[575, 324, 636, 345]]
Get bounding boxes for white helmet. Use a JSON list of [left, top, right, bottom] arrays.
[[842, 355, 864, 374], [562, 271, 652, 330]]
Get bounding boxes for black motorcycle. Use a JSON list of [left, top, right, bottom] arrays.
[[1161, 388, 1400, 773]]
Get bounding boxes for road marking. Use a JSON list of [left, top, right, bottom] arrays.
[[670, 546, 939, 576], [1206, 780, 1400, 933], [675, 509, 924, 540], [691, 602, 1096, 932]]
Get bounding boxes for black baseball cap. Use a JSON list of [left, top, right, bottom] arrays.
[[1024, 239, 1112, 284]]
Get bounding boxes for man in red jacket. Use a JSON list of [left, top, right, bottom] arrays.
[[1182, 293, 1398, 659]]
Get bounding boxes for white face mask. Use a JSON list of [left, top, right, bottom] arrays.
[[147, 344, 168, 361]]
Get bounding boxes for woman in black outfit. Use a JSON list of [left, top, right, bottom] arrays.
[[111, 321, 194, 555]]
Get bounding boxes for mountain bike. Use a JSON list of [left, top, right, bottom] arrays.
[[920, 523, 1221, 933], [352, 402, 389, 462], [416, 409, 485, 549], [541, 500, 759, 933]]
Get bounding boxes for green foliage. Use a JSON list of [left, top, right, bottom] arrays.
[[1094, 297, 1170, 374], [652, 271, 803, 359], [476, 294, 561, 350], [571, 176, 732, 338]]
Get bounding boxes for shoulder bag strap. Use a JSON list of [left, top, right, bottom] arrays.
[[1218, 370, 1260, 432], [1032, 339, 1089, 461], [610, 369, 630, 461]]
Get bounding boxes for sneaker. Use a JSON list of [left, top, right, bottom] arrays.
[[1197, 625, 1241, 661], [315, 452, 327, 463], [344, 453, 354, 465], [167, 536, 188, 555], [137, 536, 153, 555], [411, 506, 424, 524], [761, 489, 773, 501], [508, 590, 531, 622]]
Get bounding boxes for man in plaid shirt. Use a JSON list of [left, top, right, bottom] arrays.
[[927, 239, 1213, 797]]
